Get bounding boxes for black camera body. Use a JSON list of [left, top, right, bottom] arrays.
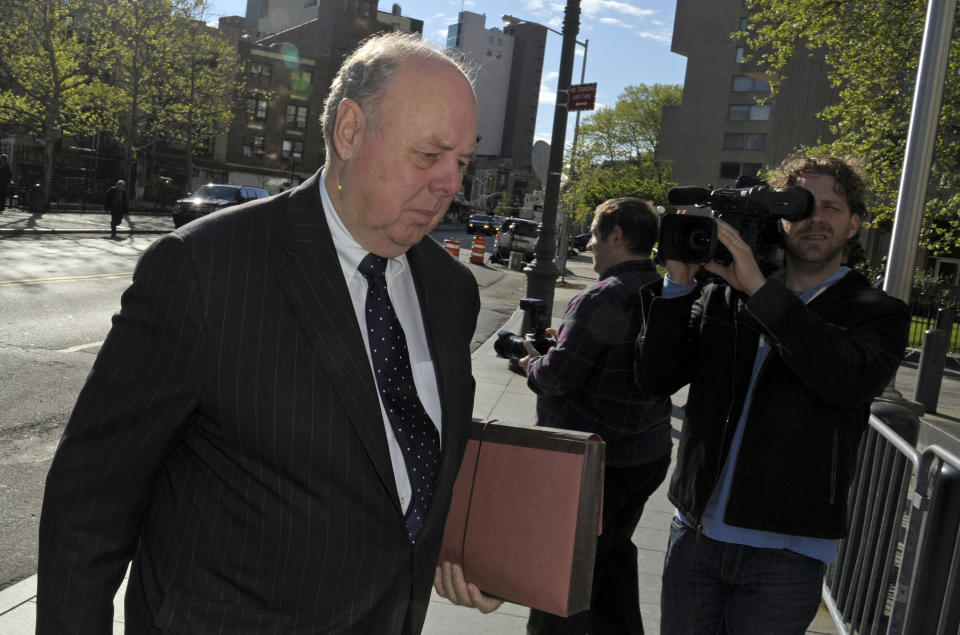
[[658, 175, 814, 268], [494, 297, 556, 360]]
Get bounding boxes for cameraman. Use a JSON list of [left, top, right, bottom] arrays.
[[519, 197, 672, 635], [635, 154, 909, 634]]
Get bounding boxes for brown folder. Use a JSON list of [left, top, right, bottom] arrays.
[[439, 419, 605, 616]]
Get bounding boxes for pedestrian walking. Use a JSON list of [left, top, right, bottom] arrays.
[[37, 32, 493, 634], [103, 179, 127, 237]]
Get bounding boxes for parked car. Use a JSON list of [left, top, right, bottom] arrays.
[[466, 213, 496, 235], [492, 218, 540, 262], [173, 184, 270, 228], [571, 233, 591, 252]]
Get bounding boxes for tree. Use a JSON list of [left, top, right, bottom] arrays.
[[742, 0, 960, 255], [102, 0, 185, 197], [576, 83, 681, 181], [0, 0, 120, 208], [160, 0, 244, 190], [561, 83, 681, 225]]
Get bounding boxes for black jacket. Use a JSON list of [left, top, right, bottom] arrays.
[[635, 270, 909, 538], [38, 172, 480, 634]]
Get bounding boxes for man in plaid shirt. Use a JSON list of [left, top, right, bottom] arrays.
[[519, 197, 672, 635]]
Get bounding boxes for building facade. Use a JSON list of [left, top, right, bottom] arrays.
[[207, 2, 422, 194], [659, 0, 835, 188], [445, 11, 545, 211]]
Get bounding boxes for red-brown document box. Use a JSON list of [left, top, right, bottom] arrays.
[[440, 419, 605, 616]]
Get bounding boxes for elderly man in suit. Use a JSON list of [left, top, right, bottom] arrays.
[[38, 32, 490, 634]]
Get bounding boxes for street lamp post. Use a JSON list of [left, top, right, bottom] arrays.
[[503, 0, 583, 323], [555, 37, 588, 281]]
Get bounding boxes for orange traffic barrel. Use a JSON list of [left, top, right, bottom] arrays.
[[469, 234, 485, 264], [444, 238, 460, 258]]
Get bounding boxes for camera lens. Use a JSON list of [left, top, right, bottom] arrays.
[[673, 221, 714, 261]]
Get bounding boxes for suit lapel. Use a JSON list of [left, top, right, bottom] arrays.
[[275, 173, 398, 507]]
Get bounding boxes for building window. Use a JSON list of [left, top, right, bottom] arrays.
[[248, 62, 272, 79], [285, 104, 308, 129], [732, 74, 771, 92], [931, 258, 960, 285], [282, 139, 304, 162], [304, 0, 317, 6], [247, 97, 269, 121], [719, 162, 763, 180], [739, 16, 748, 31], [728, 104, 771, 120], [447, 24, 461, 49], [735, 46, 745, 64], [242, 135, 265, 157], [723, 133, 766, 151], [488, 35, 494, 44], [289, 69, 311, 95], [194, 136, 212, 156], [260, 0, 269, 17]]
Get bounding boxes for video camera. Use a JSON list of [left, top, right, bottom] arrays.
[[493, 297, 556, 361], [658, 175, 814, 268]]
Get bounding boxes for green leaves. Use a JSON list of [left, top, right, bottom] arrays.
[[562, 83, 681, 223], [745, 0, 960, 255]]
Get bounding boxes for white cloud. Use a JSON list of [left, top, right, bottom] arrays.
[[540, 85, 557, 105], [635, 29, 672, 44], [597, 17, 631, 28], [582, 0, 656, 20]]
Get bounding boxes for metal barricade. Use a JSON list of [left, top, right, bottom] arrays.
[[824, 403, 960, 634], [899, 444, 960, 634]]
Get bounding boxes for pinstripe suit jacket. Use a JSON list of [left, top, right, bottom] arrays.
[[37, 171, 481, 634]]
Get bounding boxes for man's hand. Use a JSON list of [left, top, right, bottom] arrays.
[[434, 562, 504, 614], [518, 328, 556, 372], [703, 219, 766, 295]]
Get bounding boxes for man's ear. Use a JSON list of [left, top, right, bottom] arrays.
[[847, 212, 862, 240], [332, 98, 365, 161], [609, 225, 624, 249]]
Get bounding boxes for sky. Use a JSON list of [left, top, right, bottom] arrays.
[[206, 0, 687, 147]]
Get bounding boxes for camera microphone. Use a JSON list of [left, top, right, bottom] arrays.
[[667, 186, 711, 205]]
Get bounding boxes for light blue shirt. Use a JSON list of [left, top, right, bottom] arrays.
[[663, 268, 851, 562]]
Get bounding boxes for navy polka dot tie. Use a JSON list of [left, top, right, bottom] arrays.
[[358, 254, 440, 542]]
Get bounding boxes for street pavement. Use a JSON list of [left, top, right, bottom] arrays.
[[1, 208, 958, 633]]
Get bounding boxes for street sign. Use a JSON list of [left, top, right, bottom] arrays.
[[568, 83, 597, 111]]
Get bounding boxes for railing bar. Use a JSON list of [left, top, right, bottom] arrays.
[[852, 436, 891, 630]]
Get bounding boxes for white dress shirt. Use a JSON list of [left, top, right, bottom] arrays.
[[318, 171, 442, 514]]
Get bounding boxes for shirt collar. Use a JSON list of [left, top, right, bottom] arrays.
[[318, 169, 408, 282], [771, 266, 851, 304], [599, 258, 656, 281]]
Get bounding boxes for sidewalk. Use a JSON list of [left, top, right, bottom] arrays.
[[2, 232, 957, 633], [0, 206, 173, 235]]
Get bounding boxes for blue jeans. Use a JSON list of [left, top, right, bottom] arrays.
[[661, 517, 825, 634]]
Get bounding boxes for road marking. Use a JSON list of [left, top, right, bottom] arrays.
[[57, 341, 105, 353], [0, 272, 132, 286]]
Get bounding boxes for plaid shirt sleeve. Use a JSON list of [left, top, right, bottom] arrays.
[[525, 278, 631, 397]]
